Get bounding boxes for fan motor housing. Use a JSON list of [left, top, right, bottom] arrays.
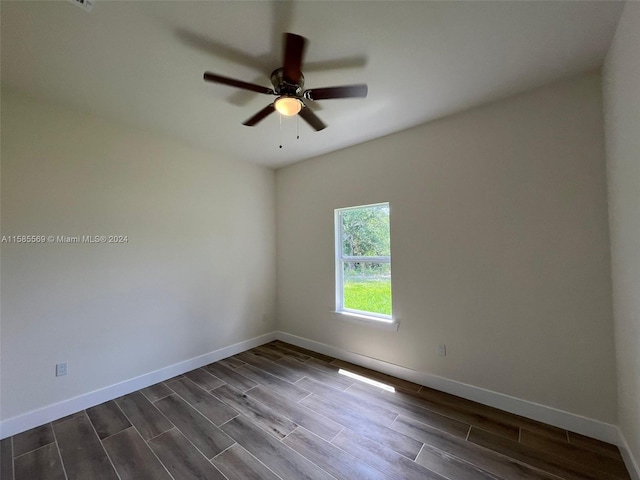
[[270, 68, 304, 96]]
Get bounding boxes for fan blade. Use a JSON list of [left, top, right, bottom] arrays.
[[204, 72, 274, 95], [283, 33, 307, 84], [299, 106, 327, 131], [243, 104, 276, 126], [304, 84, 368, 100]]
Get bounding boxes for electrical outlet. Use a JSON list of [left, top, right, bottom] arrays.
[[438, 344, 447, 356], [56, 362, 67, 377]]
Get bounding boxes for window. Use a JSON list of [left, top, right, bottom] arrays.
[[335, 203, 392, 321]]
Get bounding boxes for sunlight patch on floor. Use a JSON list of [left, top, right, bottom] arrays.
[[338, 369, 395, 392]]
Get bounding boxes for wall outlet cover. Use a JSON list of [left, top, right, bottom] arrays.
[[56, 363, 68, 377]]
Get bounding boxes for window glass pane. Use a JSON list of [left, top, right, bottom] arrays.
[[341, 205, 390, 257], [343, 261, 391, 316]]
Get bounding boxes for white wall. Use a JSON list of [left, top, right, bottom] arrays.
[[0, 89, 276, 421], [276, 72, 618, 423], [603, 0, 640, 469]]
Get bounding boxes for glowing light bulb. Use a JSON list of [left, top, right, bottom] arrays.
[[274, 96, 302, 116]]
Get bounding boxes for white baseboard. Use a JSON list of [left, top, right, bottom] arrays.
[[276, 331, 640, 477], [3, 329, 638, 480], [617, 428, 640, 480], [275, 331, 623, 445], [0, 332, 277, 439]]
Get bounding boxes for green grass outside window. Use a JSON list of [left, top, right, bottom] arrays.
[[343, 279, 392, 316]]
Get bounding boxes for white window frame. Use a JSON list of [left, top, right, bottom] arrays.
[[335, 202, 394, 325]]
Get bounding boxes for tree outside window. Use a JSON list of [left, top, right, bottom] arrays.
[[335, 203, 392, 319]]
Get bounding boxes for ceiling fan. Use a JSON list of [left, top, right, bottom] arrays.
[[203, 33, 368, 131]]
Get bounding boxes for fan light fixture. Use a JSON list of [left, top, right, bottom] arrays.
[[275, 96, 302, 116], [203, 33, 368, 131]]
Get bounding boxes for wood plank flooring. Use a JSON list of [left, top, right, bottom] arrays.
[[0, 340, 631, 480]]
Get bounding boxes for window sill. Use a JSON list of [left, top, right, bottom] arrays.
[[331, 311, 400, 331]]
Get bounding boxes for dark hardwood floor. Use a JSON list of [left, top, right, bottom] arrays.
[[0, 341, 631, 480]]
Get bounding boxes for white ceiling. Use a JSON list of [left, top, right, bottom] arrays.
[[1, 1, 624, 168]]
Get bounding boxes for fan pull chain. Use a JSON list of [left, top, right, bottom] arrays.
[[279, 113, 283, 149], [297, 115, 300, 140]]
